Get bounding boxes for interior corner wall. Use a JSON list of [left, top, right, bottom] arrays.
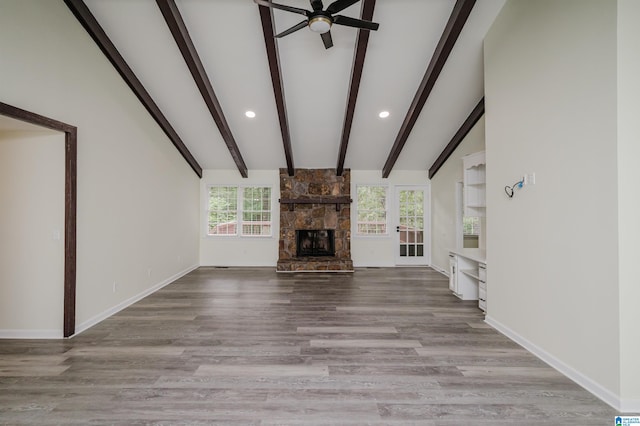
[[484, 0, 621, 406], [430, 117, 485, 274], [0, 0, 200, 336], [0, 131, 65, 337], [617, 0, 640, 410], [199, 169, 280, 267]]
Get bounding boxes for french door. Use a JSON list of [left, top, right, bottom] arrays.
[[394, 186, 430, 265]]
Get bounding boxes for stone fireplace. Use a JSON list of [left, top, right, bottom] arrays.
[[276, 168, 353, 272]]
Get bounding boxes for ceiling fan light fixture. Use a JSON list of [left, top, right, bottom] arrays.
[[308, 16, 332, 33]]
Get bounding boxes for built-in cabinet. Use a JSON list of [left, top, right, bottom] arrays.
[[449, 248, 486, 313], [463, 151, 486, 217]]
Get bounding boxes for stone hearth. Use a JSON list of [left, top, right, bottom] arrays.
[[277, 168, 353, 272]]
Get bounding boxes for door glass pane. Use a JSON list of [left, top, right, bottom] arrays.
[[398, 189, 425, 259]]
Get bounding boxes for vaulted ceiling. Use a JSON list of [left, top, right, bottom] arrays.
[[67, 0, 505, 178]]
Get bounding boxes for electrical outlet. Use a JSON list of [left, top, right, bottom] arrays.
[[525, 173, 536, 185], [147, 268, 152, 277], [112, 281, 117, 293]]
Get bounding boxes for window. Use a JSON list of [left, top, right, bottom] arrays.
[[463, 216, 480, 236], [207, 186, 272, 237], [462, 216, 480, 248], [208, 186, 238, 235], [242, 187, 272, 236], [356, 185, 388, 235]]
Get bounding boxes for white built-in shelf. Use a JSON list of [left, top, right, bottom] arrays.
[[463, 151, 486, 217], [460, 268, 480, 280], [449, 249, 487, 313]]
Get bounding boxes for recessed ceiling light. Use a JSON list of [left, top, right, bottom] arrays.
[[245, 110, 256, 118], [378, 111, 390, 118]]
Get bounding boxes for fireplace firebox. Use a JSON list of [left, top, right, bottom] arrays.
[[296, 230, 335, 257]]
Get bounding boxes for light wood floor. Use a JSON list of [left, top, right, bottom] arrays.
[[0, 267, 616, 425]]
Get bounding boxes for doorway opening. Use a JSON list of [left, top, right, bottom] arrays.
[[0, 102, 77, 337]]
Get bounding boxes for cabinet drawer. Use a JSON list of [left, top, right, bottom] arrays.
[[479, 287, 486, 301], [479, 281, 486, 292], [478, 298, 486, 312], [478, 263, 486, 281]]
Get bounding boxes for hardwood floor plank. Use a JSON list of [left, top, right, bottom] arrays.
[[310, 339, 422, 348], [64, 347, 185, 356], [195, 365, 329, 377], [0, 365, 70, 377], [297, 326, 398, 334]]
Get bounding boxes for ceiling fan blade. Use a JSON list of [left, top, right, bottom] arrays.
[[321, 31, 333, 49], [275, 20, 309, 38], [325, 0, 359, 14], [333, 15, 379, 31], [310, 0, 324, 11], [253, 0, 309, 16]]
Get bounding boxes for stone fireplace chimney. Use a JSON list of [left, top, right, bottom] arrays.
[[276, 168, 353, 272]]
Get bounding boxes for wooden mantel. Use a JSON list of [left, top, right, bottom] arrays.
[[279, 196, 352, 211]]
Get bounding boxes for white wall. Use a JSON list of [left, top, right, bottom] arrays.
[[0, 0, 200, 336], [351, 170, 430, 267], [430, 117, 485, 273], [0, 131, 65, 337], [200, 169, 280, 267], [485, 0, 621, 407], [617, 0, 640, 409]]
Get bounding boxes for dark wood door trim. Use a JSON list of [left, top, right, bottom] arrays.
[[336, 0, 376, 176], [428, 97, 484, 179], [0, 102, 77, 338], [381, 0, 476, 178]]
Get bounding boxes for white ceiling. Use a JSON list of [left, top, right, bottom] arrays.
[[83, 0, 505, 176]]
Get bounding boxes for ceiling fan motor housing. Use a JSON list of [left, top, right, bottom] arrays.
[[308, 14, 332, 33]]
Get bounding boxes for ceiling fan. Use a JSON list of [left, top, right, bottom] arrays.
[[254, 0, 379, 49]]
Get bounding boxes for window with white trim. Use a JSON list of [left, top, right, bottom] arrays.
[[207, 185, 272, 237], [242, 186, 272, 236], [356, 185, 388, 235], [463, 216, 480, 236]]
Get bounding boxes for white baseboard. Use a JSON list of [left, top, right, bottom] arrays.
[[74, 264, 199, 337], [485, 315, 625, 412], [0, 329, 63, 339], [620, 398, 640, 413]]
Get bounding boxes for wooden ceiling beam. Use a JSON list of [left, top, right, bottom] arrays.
[[156, 0, 248, 178], [64, 0, 203, 178], [428, 97, 484, 179], [258, 3, 295, 177], [381, 0, 476, 178], [336, 0, 376, 176]]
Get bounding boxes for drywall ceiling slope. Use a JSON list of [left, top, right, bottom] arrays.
[[82, 0, 504, 174]]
